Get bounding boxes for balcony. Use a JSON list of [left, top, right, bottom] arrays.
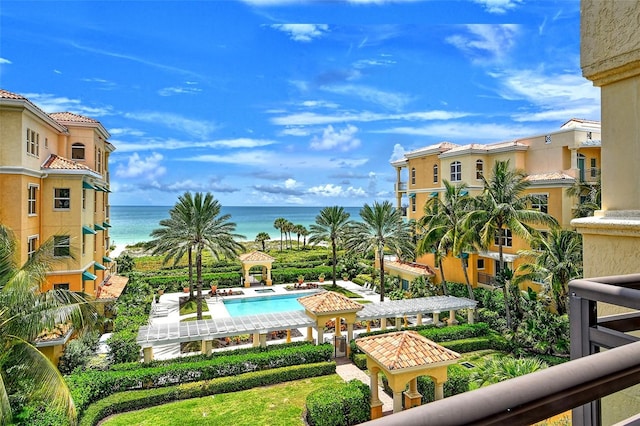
[[579, 167, 600, 183], [477, 272, 497, 286], [362, 273, 640, 425], [395, 182, 407, 192]]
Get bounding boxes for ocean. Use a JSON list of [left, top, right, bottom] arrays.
[[108, 205, 363, 252]]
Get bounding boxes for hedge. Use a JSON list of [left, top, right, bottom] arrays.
[[306, 379, 370, 426], [440, 333, 508, 353], [80, 361, 336, 426], [69, 343, 333, 414]]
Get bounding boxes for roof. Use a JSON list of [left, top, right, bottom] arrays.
[[526, 171, 575, 182], [42, 154, 96, 172], [356, 295, 477, 321], [238, 251, 276, 262], [404, 142, 458, 159], [50, 111, 100, 124], [297, 290, 364, 314], [0, 89, 27, 100], [97, 275, 129, 300], [0, 89, 68, 133], [356, 330, 460, 371], [386, 260, 435, 276], [34, 323, 73, 347]]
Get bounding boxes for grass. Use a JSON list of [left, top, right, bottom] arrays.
[[179, 298, 210, 315], [181, 315, 212, 322], [101, 374, 345, 426], [320, 284, 361, 298]]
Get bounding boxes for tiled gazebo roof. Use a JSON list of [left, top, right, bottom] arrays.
[[356, 330, 460, 371], [298, 291, 364, 314], [239, 251, 275, 262]]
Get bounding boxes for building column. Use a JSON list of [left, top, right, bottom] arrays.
[[259, 332, 267, 348], [286, 329, 291, 343], [370, 366, 383, 420], [143, 347, 153, 363], [447, 310, 458, 326], [434, 381, 445, 401], [416, 313, 423, 325], [317, 326, 324, 345], [395, 317, 402, 329], [266, 265, 272, 286], [433, 312, 442, 326], [366, 320, 371, 333], [334, 317, 342, 337]]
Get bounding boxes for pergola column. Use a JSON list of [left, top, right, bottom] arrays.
[[467, 308, 475, 324], [447, 310, 458, 326], [369, 366, 383, 420], [243, 265, 251, 288], [143, 346, 153, 363], [395, 317, 402, 329], [381, 317, 387, 330], [433, 312, 442, 326], [366, 320, 371, 333], [259, 332, 267, 348], [306, 326, 314, 343], [317, 325, 324, 345], [253, 332, 260, 347], [201, 339, 213, 356], [334, 316, 342, 337], [416, 313, 423, 325], [286, 329, 291, 343], [434, 380, 445, 400], [266, 266, 272, 286]]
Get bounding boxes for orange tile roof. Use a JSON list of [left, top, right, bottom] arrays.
[[526, 171, 575, 181], [239, 251, 275, 262], [298, 291, 364, 314], [50, 111, 100, 124], [97, 275, 129, 300], [386, 260, 435, 276], [42, 154, 95, 172], [0, 89, 26, 100], [356, 330, 460, 371], [35, 323, 72, 344]]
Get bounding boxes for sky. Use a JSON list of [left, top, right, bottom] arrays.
[[0, 0, 600, 207]]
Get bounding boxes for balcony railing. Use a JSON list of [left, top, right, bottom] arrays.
[[395, 182, 407, 191], [579, 167, 600, 183], [361, 273, 640, 426], [477, 272, 497, 286]]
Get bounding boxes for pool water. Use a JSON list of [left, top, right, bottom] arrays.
[[223, 292, 315, 317]]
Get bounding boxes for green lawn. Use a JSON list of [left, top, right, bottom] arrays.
[[181, 315, 212, 322], [101, 374, 345, 426], [320, 284, 361, 298], [179, 298, 210, 315]]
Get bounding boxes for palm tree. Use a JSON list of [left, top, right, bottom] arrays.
[[566, 170, 601, 218], [0, 224, 96, 425], [292, 225, 307, 250], [416, 180, 475, 298], [300, 226, 310, 248], [345, 201, 414, 302], [463, 160, 558, 329], [308, 206, 352, 287], [283, 220, 294, 250], [472, 356, 548, 387], [515, 228, 583, 315], [255, 232, 270, 251], [273, 218, 287, 251]]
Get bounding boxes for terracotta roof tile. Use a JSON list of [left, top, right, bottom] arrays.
[[298, 291, 364, 313], [0, 89, 27, 100], [386, 260, 435, 276], [526, 171, 575, 182], [239, 251, 276, 262], [97, 275, 129, 300], [42, 154, 95, 172], [356, 330, 460, 370], [35, 323, 72, 343], [50, 111, 100, 124]]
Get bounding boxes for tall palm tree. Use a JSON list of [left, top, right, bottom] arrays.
[[566, 170, 601, 218], [345, 201, 414, 302], [283, 220, 294, 250], [300, 226, 310, 248], [416, 180, 475, 299], [255, 232, 270, 251], [308, 206, 352, 287], [292, 224, 307, 250], [463, 160, 558, 329], [273, 217, 287, 252], [0, 224, 96, 425], [515, 228, 583, 315]]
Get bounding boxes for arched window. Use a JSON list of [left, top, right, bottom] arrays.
[[433, 164, 439, 183], [411, 167, 416, 185], [71, 143, 85, 160], [450, 161, 462, 181], [476, 160, 484, 179]]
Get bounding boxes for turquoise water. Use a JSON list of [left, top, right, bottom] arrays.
[[108, 205, 362, 248], [223, 293, 317, 317]]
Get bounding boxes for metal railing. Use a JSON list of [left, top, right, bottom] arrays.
[[396, 182, 407, 191], [361, 273, 640, 425], [477, 272, 497, 286]]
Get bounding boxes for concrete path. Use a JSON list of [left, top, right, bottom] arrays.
[[335, 357, 394, 414]]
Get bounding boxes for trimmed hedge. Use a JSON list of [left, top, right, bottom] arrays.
[[440, 333, 508, 353], [306, 379, 370, 426], [69, 343, 333, 414], [80, 361, 336, 426]]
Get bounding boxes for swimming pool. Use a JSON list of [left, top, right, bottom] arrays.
[[223, 292, 317, 317]]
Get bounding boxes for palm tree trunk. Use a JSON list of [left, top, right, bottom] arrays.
[[379, 248, 385, 302], [438, 257, 448, 296], [188, 247, 194, 299], [196, 248, 203, 320], [461, 257, 474, 300], [279, 230, 283, 251], [498, 238, 512, 329], [331, 237, 337, 287]]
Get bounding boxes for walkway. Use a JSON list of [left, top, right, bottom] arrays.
[[335, 357, 394, 414]]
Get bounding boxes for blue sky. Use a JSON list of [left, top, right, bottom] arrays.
[[1, 0, 600, 207]]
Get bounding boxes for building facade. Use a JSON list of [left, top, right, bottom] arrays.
[[390, 119, 601, 289], [0, 89, 116, 297]]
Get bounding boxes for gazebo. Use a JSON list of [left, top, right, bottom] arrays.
[[239, 251, 275, 287], [356, 330, 461, 419]]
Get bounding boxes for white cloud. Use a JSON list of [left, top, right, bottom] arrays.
[[389, 143, 406, 162], [310, 125, 361, 151], [270, 24, 329, 42], [322, 84, 411, 111], [123, 111, 219, 140], [300, 100, 339, 109], [158, 86, 202, 96], [116, 152, 166, 179], [307, 184, 367, 198], [109, 127, 146, 137], [279, 127, 311, 137], [0, 58, 12, 64], [23, 92, 114, 117], [375, 122, 542, 142], [271, 109, 470, 126], [446, 24, 519, 62], [113, 137, 276, 152], [284, 178, 299, 189], [472, 0, 523, 14], [184, 150, 277, 166], [353, 58, 396, 69]]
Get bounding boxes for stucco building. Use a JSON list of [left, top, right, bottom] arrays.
[[0, 89, 118, 298], [390, 119, 601, 289]]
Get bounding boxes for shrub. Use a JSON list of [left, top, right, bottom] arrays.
[[440, 333, 508, 353], [306, 379, 370, 426], [58, 331, 100, 374], [352, 354, 368, 370], [80, 362, 336, 426]]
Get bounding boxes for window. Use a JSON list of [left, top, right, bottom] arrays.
[[450, 161, 462, 181], [27, 236, 38, 259], [545, 135, 552, 144], [26, 129, 39, 156], [433, 164, 439, 183], [477, 259, 485, 270], [531, 194, 548, 213], [82, 234, 86, 255], [54, 188, 70, 209], [494, 229, 513, 247], [97, 148, 102, 173], [45, 138, 48, 149], [475, 160, 484, 179], [411, 167, 416, 185], [587, 131, 592, 140], [82, 189, 86, 210], [71, 143, 85, 160], [590, 158, 597, 178], [28, 185, 38, 215], [411, 196, 416, 212], [54, 283, 70, 291], [53, 236, 70, 257]]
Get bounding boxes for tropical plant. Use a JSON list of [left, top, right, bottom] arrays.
[[273, 217, 287, 252], [566, 169, 601, 218], [472, 355, 548, 386], [292, 224, 307, 250], [515, 228, 583, 315], [416, 180, 475, 299], [463, 160, 558, 329], [115, 252, 135, 274], [309, 206, 353, 287], [344, 201, 414, 302], [0, 224, 97, 425], [255, 232, 270, 251]]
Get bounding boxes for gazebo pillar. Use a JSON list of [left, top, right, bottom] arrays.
[[346, 322, 354, 356], [252, 332, 260, 347], [434, 380, 445, 400], [259, 332, 267, 348], [395, 317, 402, 329], [306, 327, 314, 343], [381, 317, 387, 330], [433, 311, 442, 326], [404, 377, 422, 409], [369, 366, 384, 420], [334, 316, 342, 337], [467, 308, 475, 324], [286, 329, 291, 343], [447, 310, 458, 326], [266, 266, 272, 286], [244, 265, 251, 288], [143, 346, 153, 363], [366, 320, 371, 333], [201, 339, 213, 356], [392, 390, 403, 413], [416, 313, 423, 325], [317, 325, 324, 345]]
